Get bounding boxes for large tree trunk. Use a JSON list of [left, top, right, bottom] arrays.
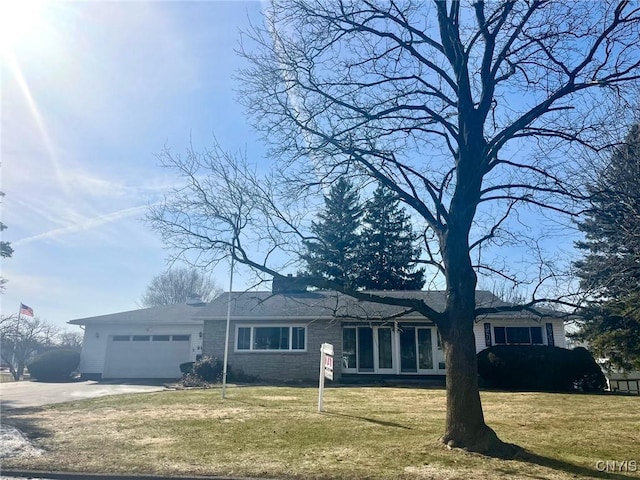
[[438, 206, 516, 456], [438, 268, 502, 453], [440, 317, 499, 452], [440, 314, 518, 457]]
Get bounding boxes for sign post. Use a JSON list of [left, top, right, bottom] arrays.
[[318, 342, 334, 412]]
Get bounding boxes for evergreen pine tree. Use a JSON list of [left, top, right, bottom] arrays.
[[359, 184, 425, 290], [573, 124, 640, 370], [302, 178, 363, 288], [574, 124, 640, 298]]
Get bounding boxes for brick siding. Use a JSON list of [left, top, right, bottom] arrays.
[[203, 319, 342, 383]]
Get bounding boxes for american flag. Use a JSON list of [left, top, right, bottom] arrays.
[[20, 303, 34, 317]]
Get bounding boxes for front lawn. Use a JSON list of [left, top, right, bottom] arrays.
[[3, 386, 639, 479]]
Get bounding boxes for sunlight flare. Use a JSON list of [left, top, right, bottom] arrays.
[[0, 0, 48, 54]]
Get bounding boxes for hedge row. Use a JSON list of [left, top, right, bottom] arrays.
[[477, 345, 606, 392], [27, 349, 80, 382]]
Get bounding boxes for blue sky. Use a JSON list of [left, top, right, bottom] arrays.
[[2, 1, 266, 330], [0, 1, 594, 333]]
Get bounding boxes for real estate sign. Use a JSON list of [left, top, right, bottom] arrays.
[[318, 342, 334, 412], [323, 343, 334, 381]]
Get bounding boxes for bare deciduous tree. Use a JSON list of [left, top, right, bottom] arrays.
[[57, 330, 84, 350], [0, 315, 58, 380], [139, 267, 222, 307], [149, 1, 640, 454]]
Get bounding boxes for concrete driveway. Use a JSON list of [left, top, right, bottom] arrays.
[[0, 380, 167, 409]]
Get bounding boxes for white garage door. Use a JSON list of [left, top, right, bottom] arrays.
[[103, 334, 191, 378]]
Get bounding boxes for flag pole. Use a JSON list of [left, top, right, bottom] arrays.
[[221, 246, 235, 400], [13, 304, 23, 375]]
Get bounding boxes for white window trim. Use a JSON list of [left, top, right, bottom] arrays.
[[234, 324, 307, 352], [342, 327, 357, 373], [492, 325, 545, 346], [343, 325, 445, 374]]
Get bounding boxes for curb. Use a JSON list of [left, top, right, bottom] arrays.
[[0, 470, 275, 480]]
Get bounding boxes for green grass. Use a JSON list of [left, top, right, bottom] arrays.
[[3, 386, 639, 479]]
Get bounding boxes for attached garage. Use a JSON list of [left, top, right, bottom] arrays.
[[103, 334, 192, 378], [68, 302, 206, 380]]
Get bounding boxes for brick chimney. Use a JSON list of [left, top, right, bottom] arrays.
[[272, 274, 307, 294], [186, 294, 205, 305]]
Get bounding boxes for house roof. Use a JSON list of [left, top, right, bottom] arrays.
[[194, 290, 524, 321], [67, 290, 561, 326], [68, 302, 207, 326]]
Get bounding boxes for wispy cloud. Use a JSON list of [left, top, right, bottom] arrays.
[[0, 1, 265, 329], [60, 167, 180, 201], [14, 204, 153, 246]]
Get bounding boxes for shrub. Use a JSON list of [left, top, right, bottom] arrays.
[[182, 372, 209, 388], [181, 356, 223, 387], [570, 347, 607, 392], [193, 356, 223, 382], [27, 349, 80, 382], [478, 345, 605, 392], [179, 362, 195, 375], [227, 365, 259, 384]]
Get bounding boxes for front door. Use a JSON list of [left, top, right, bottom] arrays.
[[376, 327, 394, 373], [399, 326, 437, 373], [343, 325, 443, 374], [400, 327, 417, 372], [343, 326, 395, 373], [357, 327, 374, 372]]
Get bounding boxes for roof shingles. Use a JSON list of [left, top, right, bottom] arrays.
[[68, 290, 554, 325], [68, 302, 207, 325], [194, 290, 509, 321]]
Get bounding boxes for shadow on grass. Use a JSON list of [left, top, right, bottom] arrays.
[[1, 406, 53, 442], [510, 448, 638, 480], [322, 411, 413, 429], [225, 397, 269, 408]]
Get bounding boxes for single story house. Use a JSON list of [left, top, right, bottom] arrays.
[[196, 289, 566, 383], [69, 301, 206, 379], [69, 288, 566, 382]]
